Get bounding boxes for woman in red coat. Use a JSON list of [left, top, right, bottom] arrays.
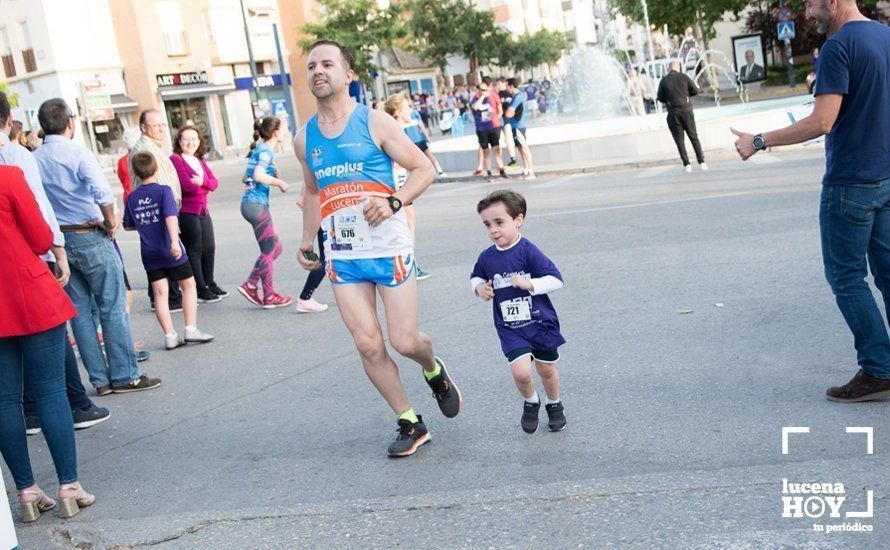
[[0, 165, 95, 522]]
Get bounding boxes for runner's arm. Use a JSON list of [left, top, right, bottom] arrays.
[[369, 110, 435, 206], [293, 130, 323, 269]]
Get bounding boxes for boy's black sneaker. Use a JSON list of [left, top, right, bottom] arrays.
[[545, 402, 567, 432], [521, 400, 540, 434], [198, 288, 222, 303], [499, 169, 511, 179], [387, 416, 430, 457], [425, 357, 462, 418]]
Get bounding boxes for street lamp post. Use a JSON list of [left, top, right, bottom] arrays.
[[641, 0, 655, 67], [239, 0, 260, 117]]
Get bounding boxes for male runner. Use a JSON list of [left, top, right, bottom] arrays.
[[295, 40, 462, 457]]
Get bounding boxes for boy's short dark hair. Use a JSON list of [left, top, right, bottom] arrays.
[[477, 190, 527, 219], [482, 76, 493, 85], [507, 78, 519, 89], [131, 151, 158, 181]]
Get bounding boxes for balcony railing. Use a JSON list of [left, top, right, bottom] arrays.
[[1, 54, 15, 78], [21, 48, 36, 72], [163, 31, 189, 57]]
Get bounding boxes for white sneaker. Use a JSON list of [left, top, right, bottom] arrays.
[[184, 328, 214, 344], [165, 332, 184, 350], [699, 162, 709, 171], [684, 165, 692, 173], [296, 298, 329, 313]]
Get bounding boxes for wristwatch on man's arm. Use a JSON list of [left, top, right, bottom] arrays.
[[753, 133, 767, 151], [387, 195, 403, 214]]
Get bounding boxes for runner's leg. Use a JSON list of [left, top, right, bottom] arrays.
[[378, 276, 436, 374], [332, 282, 412, 414]]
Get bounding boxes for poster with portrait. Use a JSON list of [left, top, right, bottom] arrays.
[[732, 34, 768, 84]]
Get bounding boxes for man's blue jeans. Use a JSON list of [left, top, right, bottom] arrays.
[[63, 230, 139, 388], [820, 180, 890, 379], [0, 324, 78, 489]]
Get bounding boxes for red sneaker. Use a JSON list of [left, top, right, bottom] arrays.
[[472, 169, 484, 176], [237, 282, 262, 306], [262, 293, 293, 309]]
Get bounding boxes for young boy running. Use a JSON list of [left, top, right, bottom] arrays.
[[124, 152, 214, 350], [471, 190, 566, 433]]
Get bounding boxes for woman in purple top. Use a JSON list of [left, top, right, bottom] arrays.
[[170, 126, 226, 303]]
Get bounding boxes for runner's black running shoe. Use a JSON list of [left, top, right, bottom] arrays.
[[545, 402, 567, 432], [426, 357, 462, 418], [387, 416, 430, 457], [521, 400, 540, 434]]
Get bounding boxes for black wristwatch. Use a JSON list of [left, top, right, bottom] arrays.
[[753, 133, 766, 150], [387, 195, 403, 214]]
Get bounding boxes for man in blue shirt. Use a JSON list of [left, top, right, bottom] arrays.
[[732, 0, 890, 402], [35, 98, 161, 396], [0, 92, 111, 431]]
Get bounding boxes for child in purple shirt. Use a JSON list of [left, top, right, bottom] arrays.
[[123, 152, 214, 351], [471, 190, 567, 433]]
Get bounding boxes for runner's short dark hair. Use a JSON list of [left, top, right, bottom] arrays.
[[477, 190, 527, 219], [507, 78, 519, 88], [309, 40, 355, 72], [482, 76, 493, 85], [131, 151, 158, 181]]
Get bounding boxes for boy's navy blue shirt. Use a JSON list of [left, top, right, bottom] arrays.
[[471, 237, 565, 355], [123, 182, 187, 270]]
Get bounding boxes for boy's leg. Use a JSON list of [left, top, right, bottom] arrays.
[[151, 279, 175, 335], [511, 354, 541, 433], [332, 282, 412, 415], [535, 360, 559, 401], [509, 355, 536, 399], [179, 276, 198, 328]]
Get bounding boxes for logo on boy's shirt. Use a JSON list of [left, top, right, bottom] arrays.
[[492, 271, 529, 290]]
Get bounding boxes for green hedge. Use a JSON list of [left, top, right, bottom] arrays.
[[764, 62, 814, 86]]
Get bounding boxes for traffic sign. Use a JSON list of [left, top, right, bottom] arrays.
[[778, 22, 796, 41], [778, 3, 793, 22]]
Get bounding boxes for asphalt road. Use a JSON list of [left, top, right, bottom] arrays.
[[6, 144, 889, 549]]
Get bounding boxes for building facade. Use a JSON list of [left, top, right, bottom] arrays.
[[0, 0, 132, 154]]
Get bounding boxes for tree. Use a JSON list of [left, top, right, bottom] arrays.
[[746, 1, 888, 59], [610, 0, 748, 46], [408, 0, 473, 72], [0, 83, 17, 106], [298, 0, 407, 82], [407, 0, 507, 76], [500, 30, 569, 73]]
